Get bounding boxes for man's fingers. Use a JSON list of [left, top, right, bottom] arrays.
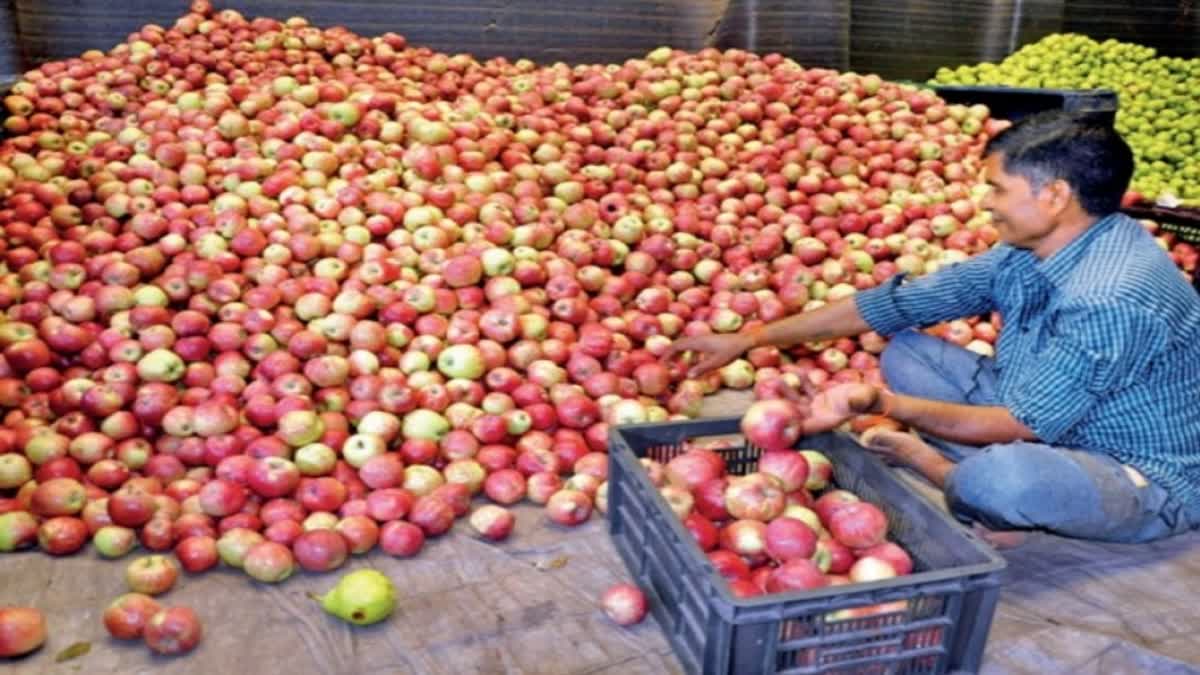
[[687, 355, 720, 379], [847, 385, 880, 414], [779, 385, 806, 405], [798, 374, 821, 398], [662, 340, 690, 359]]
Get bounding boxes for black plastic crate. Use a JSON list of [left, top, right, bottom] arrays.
[[607, 417, 1006, 675], [1122, 203, 1200, 245], [931, 85, 1118, 127]]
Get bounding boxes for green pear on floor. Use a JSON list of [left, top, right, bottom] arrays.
[[316, 569, 396, 626]]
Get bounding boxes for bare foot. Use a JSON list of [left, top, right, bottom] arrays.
[[859, 427, 931, 466], [972, 524, 1027, 549], [858, 427, 956, 489]]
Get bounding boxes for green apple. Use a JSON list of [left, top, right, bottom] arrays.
[[136, 349, 185, 383], [436, 344, 485, 380], [401, 409, 449, 442]]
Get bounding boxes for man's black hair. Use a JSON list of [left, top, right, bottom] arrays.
[[983, 111, 1134, 216]]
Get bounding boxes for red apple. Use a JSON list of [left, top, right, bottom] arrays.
[[102, 593, 162, 640], [718, 519, 768, 559], [827, 501, 888, 549], [30, 477, 86, 516], [765, 559, 828, 593], [468, 504, 515, 541], [358, 453, 405, 490], [174, 535, 219, 573], [758, 451, 810, 493], [108, 488, 159, 527], [856, 542, 913, 576], [693, 478, 730, 521], [526, 472, 563, 505], [216, 528, 265, 568], [599, 583, 647, 626], [125, 555, 179, 595], [665, 449, 725, 490], [247, 457, 301, 498], [335, 515, 380, 554], [243, 541, 296, 583], [0, 607, 45, 657], [683, 513, 720, 551], [93, 525, 138, 558], [197, 478, 248, 517], [849, 556, 898, 584], [813, 489, 860, 525], [728, 578, 763, 598], [0, 511, 38, 552], [483, 469, 527, 505], [741, 399, 803, 452], [799, 450, 834, 491], [379, 521, 425, 557], [137, 516, 176, 552], [292, 529, 349, 572], [724, 473, 786, 521], [409, 495, 455, 536], [813, 538, 856, 574], [265, 519, 304, 546], [545, 489, 593, 526], [143, 606, 203, 655], [366, 488, 414, 522], [572, 452, 609, 482], [658, 484, 695, 519], [765, 517, 818, 562], [429, 483, 472, 517], [37, 516, 88, 555], [707, 549, 751, 580]]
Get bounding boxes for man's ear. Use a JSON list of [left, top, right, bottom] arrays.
[[1039, 178, 1073, 215]]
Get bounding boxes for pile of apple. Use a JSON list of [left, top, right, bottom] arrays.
[[643, 433, 912, 607], [932, 33, 1200, 205], [0, 2, 1022, 655], [0, 0, 1002, 577]]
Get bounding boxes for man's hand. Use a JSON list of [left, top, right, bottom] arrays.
[[665, 333, 756, 379], [795, 383, 881, 434]]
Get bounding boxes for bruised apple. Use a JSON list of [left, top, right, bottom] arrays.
[[757, 450, 809, 492], [724, 473, 785, 521]]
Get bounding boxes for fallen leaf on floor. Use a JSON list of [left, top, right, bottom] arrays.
[[534, 556, 569, 571], [55, 641, 90, 662]]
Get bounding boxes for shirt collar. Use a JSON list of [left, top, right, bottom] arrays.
[[1035, 212, 1120, 287]]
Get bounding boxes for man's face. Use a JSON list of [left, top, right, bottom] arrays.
[[981, 152, 1059, 251]]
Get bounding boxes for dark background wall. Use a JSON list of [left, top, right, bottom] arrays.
[[1, 0, 1197, 84]]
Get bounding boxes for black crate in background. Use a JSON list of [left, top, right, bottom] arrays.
[[607, 417, 1006, 675], [932, 85, 1118, 127]]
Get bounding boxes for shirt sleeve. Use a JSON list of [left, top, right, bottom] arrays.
[[853, 246, 1007, 336], [1006, 303, 1170, 443]]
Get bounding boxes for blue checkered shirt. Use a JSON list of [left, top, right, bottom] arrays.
[[856, 212, 1200, 508]]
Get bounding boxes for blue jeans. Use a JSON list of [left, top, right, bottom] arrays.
[[880, 330, 1198, 543]]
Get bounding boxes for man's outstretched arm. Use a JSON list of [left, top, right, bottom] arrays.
[[874, 391, 1038, 446]]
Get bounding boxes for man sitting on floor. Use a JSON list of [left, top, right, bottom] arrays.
[[667, 111, 1200, 545]]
